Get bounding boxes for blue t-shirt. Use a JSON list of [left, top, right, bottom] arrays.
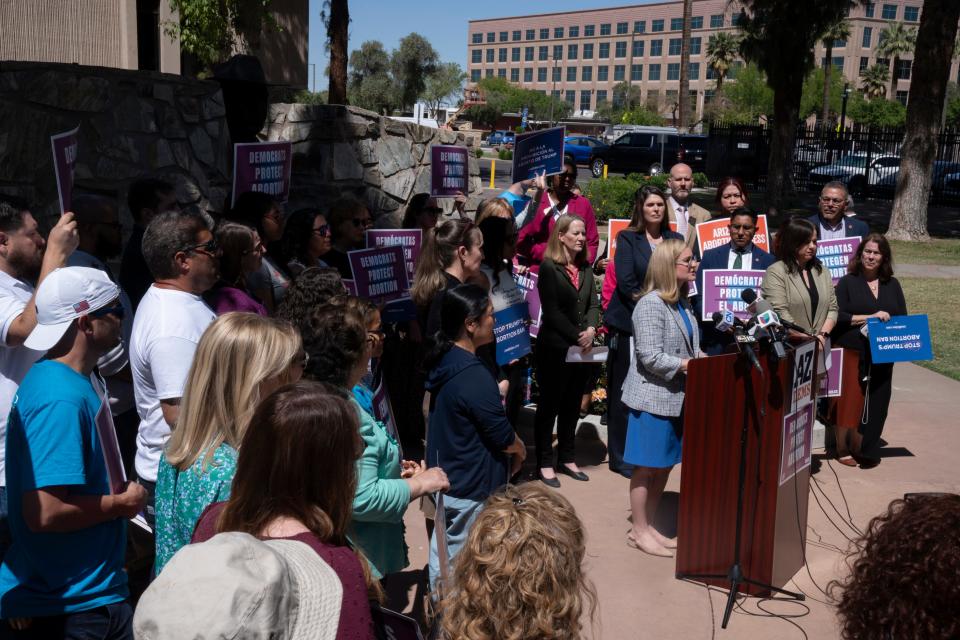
[[0, 360, 127, 617]]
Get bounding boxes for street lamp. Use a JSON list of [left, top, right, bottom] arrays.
[[839, 83, 851, 134]]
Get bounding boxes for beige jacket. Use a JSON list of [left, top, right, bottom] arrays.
[[666, 200, 711, 251], [761, 260, 839, 334]]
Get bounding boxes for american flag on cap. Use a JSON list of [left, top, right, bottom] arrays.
[[73, 300, 90, 313]]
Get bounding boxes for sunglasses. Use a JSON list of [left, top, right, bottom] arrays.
[[90, 303, 125, 319], [313, 224, 331, 236], [183, 238, 220, 256]]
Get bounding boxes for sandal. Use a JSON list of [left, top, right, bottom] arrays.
[[836, 455, 858, 467]]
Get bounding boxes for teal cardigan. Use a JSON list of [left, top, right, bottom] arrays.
[[349, 397, 410, 578]]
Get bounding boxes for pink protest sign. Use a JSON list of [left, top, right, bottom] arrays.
[[51, 126, 79, 214], [817, 237, 861, 285], [232, 141, 293, 204], [779, 403, 814, 486], [698, 269, 766, 321]]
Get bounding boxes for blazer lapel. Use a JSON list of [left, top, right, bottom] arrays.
[[787, 270, 814, 328], [668, 302, 693, 353]]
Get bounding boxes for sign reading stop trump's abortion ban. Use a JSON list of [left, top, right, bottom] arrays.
[[348, 246, 409, 304], [232, 141, 293, 204]]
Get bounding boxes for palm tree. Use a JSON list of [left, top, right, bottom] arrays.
[[860, 63, 889, 98], [706, 32, 740, 92], [678, 0, 693, 131], [820, 19, 851, 126], [326, 0, 349, 104], [876, 22, 917, 102]]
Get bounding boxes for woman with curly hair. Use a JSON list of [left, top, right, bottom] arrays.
[[275, 267, 347, 337], [439, 483, 597, 640], [830, 494, 960, 639]]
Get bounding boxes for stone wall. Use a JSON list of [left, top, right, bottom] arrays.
[[0, 61, 230, 223], [262, 104, 483, 225]]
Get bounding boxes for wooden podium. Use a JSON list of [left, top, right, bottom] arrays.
[[676, 338, 817, 597]]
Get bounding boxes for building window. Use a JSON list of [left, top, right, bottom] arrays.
[[568, 44, 578, 59], [859, 56, 869, 72], [613, 90, 625, 107], [580, 90, 592, 110], [539, 46, 548, 61], [500, 31, 508, 42], [651, 39, 663, 56], [582, 66, 593, 81], [904, 5, 919, 21], [633, 40, 645, 57], [691, 16, 703, 29], [486, 49, 494, 63], [617, 22, 628, 34], [472, 33, 482, 44], [634, 20, 646, 33], [652, 19, 664, 32], [499, 48, 507, 62], [522, 68, 533, 83], [584, 43, 594, 59], [470, 69, 481, 82], [706, 66, 715, 79], [512, 47, 520, 62], [895, 59, 912, 79], [554, 27, 564, 38], [668, 38, 682, 55], [614, 65, 625, 81], [526, 29, 535, 40], [834, 38, 846, 48], [525, 47, 534, 61], [881, 4, 896, 19], [599, 42, 610, 58], [512, 30, 521, 41], [732, 13, 745, 26], [566, 66, 577, 82], [538, 67, 547, 82], [865, 2, 874, 17], [553, 44, 563, 60], [498, 68, 506, 78], [710, 14, 723, 28], [862, 27, 872, 48], [584, 24, 595, 37], [485, 69, 494, 78], [649, 63, 661, 80], [631, 64, 643, 81], [647, 89, 660, 104], [487, 32, 495, 43], [511, 68, 520, 82], [569, 26, 580, 38], [540, 28, 549, 40], [565, 90, 575, 104], [704, 88, 716, 104], [689, 62, 700, 80], [598, 65, 609, 81], [596, 89, 608, 104], [600, 23, 611, 36], [553, 66, 562, 82], [690, 37, 702, 55], [671, 18, 683, 31], [616, 41, 627, 57], [471, 50, 481, 63], [667, 62, 681, 80], [895, 90, 908, 106], [551, 89, 560, 99], [822, 56, 844, 70]]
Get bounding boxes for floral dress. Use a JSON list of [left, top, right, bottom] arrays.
[[153, 443, 238, 574]]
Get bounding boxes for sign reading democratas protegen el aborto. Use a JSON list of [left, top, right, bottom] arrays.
[[868, 314, 933, 364], [699, 269, 766, 321], [817, 237, 860, 285], [511, 126, 565, 183], [233, 141, 293, 204]]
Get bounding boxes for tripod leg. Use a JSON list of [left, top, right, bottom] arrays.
[[720, 576, 740, 628], [740, 577, 806, 601]]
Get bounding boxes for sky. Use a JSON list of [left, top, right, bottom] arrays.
[[306, 0, 664, 92]]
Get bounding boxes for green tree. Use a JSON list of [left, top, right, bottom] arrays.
[[877, 22, 917, 101], [860, 63, 889, 98], [620, 107, 666, 125], [736, 0, 854, 214], [946, 82, 960, 128], [724, 63, 774, 121], [846, 93, 906, 126], [800, 67, 846, 119], [348, 41, 394, 113], [596, 82, 643, 121], [423, 63, 467, 120], [463, 77, 569, 128], [165, 0, 277, 71], [391, 33, 439, 112], [820, 19, 852, 125], [706, 32, 740, 92]]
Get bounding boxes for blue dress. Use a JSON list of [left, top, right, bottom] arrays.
[[623, 303, 693, 468]]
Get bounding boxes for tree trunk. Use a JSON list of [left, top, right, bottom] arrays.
[[678, 0, 693, 132], [765, 80, 802, 216], [888, 0, 960, 241], [889, 55, 899, 103], [716, 72, 724, 93], [327, 0, 349, 105], [821, 43, 833, 127]]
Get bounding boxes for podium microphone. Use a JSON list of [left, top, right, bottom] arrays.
[[740, 289, 815, 337], [739, 289, 789, 360], [712, 311, 762, 373]]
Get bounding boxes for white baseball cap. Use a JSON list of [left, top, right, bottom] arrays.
[[25, 266, 120, 351]]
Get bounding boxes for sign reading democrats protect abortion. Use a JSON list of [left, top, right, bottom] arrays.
[[233, 141, 293, 203], [347, 246, 409, 304]]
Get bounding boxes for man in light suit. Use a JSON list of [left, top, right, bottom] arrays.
[[666, 163, 711, 252], [808, 181, 870, 242], [694, 207, 777, 355]]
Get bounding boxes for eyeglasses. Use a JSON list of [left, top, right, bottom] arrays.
[[313, 224, 331, 237], [90, 303, 125, 319], [676, 256, 699, 266], [351, 217, 374, 228], [183, 238, 220, 257], [557, 172, 576, 180], [819, 196, 845, 205]]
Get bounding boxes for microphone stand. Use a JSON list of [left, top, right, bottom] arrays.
[[676, 342, 804, 629]]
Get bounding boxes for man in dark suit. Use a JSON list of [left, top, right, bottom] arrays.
[[694, 207, 777, 355], [808, 181, 870, 242]]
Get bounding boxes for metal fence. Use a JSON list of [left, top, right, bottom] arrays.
[[705, 121, 960, 204]]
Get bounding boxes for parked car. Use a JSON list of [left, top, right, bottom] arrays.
[[588, 131, 707, 178], [794, 140, 887, 175], [807, 154, 901, 196], [873, 160, 960, 199], [485, 130, 515, 148], [564, 135, 607, 165]]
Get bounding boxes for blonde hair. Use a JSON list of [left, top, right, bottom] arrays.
[[474, 197, 513, 225], [544, 214, 587, 266], [642, 238, 688, 304], [165, 313, 302, 472], [439, 483, 598, 640]]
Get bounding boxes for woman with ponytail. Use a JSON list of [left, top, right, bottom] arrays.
[[424, 284, 526, 590]]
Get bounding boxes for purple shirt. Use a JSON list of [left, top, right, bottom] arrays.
[[204, 283, 268, 317]]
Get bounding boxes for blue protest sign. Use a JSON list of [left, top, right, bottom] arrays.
[[493, 302, 531, 365], [868, 314, 933, 364], [511, 126, 565, 183]]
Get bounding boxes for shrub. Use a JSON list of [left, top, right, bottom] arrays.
[[498, 148, 513, 160], [474, 147, 484, 159], [693, 172, 709, 188], [583, 176, 642, 224]]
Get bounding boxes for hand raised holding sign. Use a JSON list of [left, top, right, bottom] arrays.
[[42, 211, 79, 275]]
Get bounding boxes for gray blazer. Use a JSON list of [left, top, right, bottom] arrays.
[[621, 290, 700, 417]]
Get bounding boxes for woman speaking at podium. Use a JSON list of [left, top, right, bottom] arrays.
[[621, 239, 699, 557]]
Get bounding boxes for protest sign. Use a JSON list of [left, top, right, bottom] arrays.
[[232, 141, 293, 204], [51, 126, 79, 214], [779, 403, 815, 486], [371, 605, 424, 640], [367, 229, 422, 282], [868, 314, 933, 364], [607, 219, 630, 260], [92, 375, 126, 495], [816, 237, 861, 285], [513, 270, 541, 338], [695, 215, 770, 256], [381, 297, 417, 323], [371, 378, 401, 454], [431, 145, 468, 197], [698, 269, 766, 321], [343, 280, 358, 296], [494, 302, 532, 366], [347, 246, 408, 304], [511, 126, 565, 183], [817, 349, 844, 397], [789, 340, 817, 414]]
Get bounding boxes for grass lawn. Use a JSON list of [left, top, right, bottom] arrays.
[[889, 239, 960, 266], [900, 277, 960, 381]]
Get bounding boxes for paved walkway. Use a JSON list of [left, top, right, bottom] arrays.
[[396, 362, 960, 639], [896, 263, 960, 279]]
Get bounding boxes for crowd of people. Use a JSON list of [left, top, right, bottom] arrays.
[[0, 156, 940, 638]]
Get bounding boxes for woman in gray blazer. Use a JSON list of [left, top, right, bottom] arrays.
[[621, 239, 700, 558]]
